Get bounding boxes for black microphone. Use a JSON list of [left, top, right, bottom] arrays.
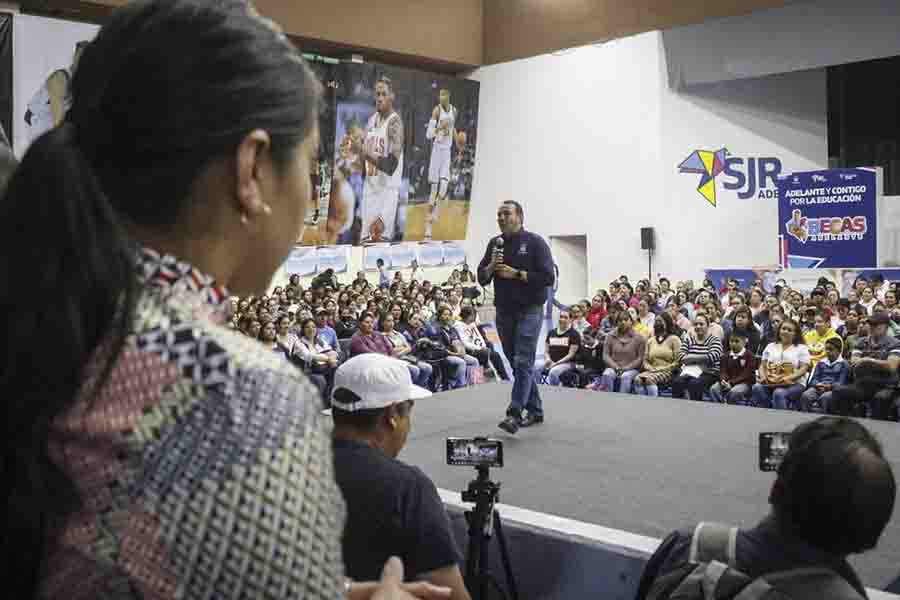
[[493, 236, 504, 265]]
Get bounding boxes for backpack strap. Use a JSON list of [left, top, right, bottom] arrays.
[[733, 567, 865, 600], [689, 522, 739, 567]]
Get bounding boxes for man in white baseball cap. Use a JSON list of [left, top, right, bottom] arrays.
[[332, 353, 471, 600]]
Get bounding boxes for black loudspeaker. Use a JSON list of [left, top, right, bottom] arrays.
[[640, 227, 655, 250]]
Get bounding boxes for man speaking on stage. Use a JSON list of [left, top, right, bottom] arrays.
[[478, 201, 555, 434]]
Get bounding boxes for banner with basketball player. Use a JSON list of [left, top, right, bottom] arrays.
[[327, 62, 479, 246], [776, 167, 880, 269], [12, 14, 99, 158]]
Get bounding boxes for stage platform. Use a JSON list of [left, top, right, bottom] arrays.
[[401, 383, 900, 591]]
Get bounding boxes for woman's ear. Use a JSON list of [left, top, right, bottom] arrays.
[[234, 129, 273, 220]]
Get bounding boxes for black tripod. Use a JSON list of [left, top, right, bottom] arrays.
[[462, 466, 518, 600]]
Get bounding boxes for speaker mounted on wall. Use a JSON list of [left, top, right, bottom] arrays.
[[640, 227, 655, 251]]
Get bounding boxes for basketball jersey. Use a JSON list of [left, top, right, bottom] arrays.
[[26, 69, 71, 139], [432, 104, 457, 150], [363, 111, 404, 192]]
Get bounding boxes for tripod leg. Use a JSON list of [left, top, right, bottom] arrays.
[[493, 510, 519, 600], [465, 510, 479, 585]]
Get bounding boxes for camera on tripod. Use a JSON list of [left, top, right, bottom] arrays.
[[446, 437, 504, 469], [446, 437, 517, 600]]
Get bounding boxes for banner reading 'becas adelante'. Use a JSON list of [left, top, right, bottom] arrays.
[[777, 167, 881, 269]]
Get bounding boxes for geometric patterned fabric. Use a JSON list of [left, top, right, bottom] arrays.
[[41, 247, 346, 599]]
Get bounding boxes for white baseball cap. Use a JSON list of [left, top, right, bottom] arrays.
[[331, 353, 432, 411]]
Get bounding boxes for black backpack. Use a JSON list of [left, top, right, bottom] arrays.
[[646, 522, 864, 600]]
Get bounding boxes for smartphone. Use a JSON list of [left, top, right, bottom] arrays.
[[759, 432, 792, 471], [446, 437, 504, 468]]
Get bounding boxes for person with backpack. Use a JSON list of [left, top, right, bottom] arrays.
[[635, 416, 895, 600]]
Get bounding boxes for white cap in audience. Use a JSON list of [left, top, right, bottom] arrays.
[[331, 354, 431, 411]]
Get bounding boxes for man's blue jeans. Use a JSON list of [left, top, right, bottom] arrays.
[[495, 304, 544, 418]]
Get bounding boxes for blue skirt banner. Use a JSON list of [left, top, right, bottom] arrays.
[[777, 167, 881, 269], [442, 241, 466, 266], [315, 245, 349, 274], [363, 244, 392, 271], [416, 241, 445, 267], [390, 243, 417, 269], [284, 246, 318, 276]]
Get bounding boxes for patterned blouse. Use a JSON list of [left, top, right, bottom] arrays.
[[41, 248, 346, 600]]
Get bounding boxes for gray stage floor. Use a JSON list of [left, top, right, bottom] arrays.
[[401, 382, 900, 589]]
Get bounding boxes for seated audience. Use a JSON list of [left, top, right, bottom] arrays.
[[335, 306, 359, 339], [629, 307, 652, 338], [672, 315, 722, 401], [859, 285, 878, 315], [569, 304, 592, 335], [316, 307, 339, 351], [434, 305, 472, 389], [636, 417, 896, 600], [331, 355, 470, 600], [600, 311, 646, 393], [760, 307, 785, 349], [351, 313, 394, 357], [829, 312, 900, 420], [275, 314, 298, 355], [752, 318, 810, 410], [723, 306, 761, 357], [842, 310, 868, 358], [259, 320, 289, 360], [536, 308, 582, 386], [832, 298, 850, 331], [800, 337, 848, 413], [709, 330, 755, 404], [382, 313, 432, 389], [294, 317, 339, 401], [804, 309, 839, 369], [637, 299, 656, 331], [587, 293, 608, 330], [456, 306, 509, 380], [633, 312, 681, 397], [747, 288, 765, 319]]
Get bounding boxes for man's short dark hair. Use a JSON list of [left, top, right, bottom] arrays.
[[502, 200, 524, 220], [376, 258, 384, 267], [332, 388, 411, 432], [825, 337, 843, 352], [729, 329, 749, 340], [770, 417, 895, 555], [459, 306, 476, 321]]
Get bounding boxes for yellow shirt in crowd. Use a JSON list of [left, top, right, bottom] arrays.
[[633, 321, 652, 339], [803, 328, 840, 368]]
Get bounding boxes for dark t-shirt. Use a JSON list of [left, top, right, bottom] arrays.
[[546, 327, 581, 363], [635, 516, 867, 600], [333, 439, 463, 582]]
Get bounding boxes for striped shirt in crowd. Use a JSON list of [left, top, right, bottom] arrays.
[[678, 333, 723, 374]]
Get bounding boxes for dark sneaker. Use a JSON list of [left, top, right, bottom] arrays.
[[498, 416, 520, 434], [520, 415, 544, 427]]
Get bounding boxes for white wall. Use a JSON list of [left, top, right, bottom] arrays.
[[551, 235, 588, 304], [663, 0, 900, 89], [465, 31, 828, 289], [465, 33, 664, 290]]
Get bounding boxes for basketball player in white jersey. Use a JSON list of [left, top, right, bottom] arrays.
[[424, 88, 457, 240], [25, 41, 88, 143], [352, 75, 404, 243]]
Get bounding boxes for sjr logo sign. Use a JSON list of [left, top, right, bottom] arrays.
[[678, 148, 783, 207]]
